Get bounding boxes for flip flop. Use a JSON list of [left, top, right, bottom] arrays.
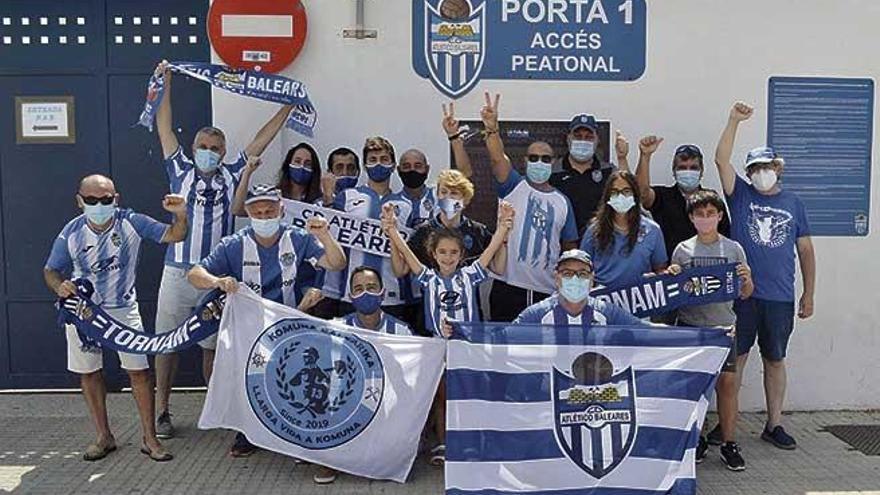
[[83, 441, 117, 461], [140, 444, 174, 462]]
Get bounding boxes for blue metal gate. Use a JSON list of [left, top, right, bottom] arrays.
[[0, 0, 211, 389]]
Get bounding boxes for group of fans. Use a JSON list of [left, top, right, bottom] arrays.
[[42, 62, 815, 484]]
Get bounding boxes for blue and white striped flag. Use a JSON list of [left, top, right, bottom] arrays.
[[446, 322, 730, 495]]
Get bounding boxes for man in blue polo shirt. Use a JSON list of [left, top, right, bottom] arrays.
[[152, 61, 294, 438], [514, 250, 643, 326], [187, 184, 346, 457], [714, 101, 816, 450]]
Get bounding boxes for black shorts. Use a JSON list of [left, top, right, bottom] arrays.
[[489, 280, 551, 322]]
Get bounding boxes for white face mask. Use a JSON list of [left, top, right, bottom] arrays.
[[251, 216, 281, 238], [569, 140, 595, 162], [751, 169, 778, 192]]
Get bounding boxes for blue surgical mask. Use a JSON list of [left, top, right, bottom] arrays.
[[351, 290, 383, 314], [335, 175, 358, 192], [438, 197, 464, 219], [569, 140, 595, 162], [607, 193, 636, 213], [366, 163, 393, 183], [83, 203, 116, 226], [288, 165, 313, 185], [194, 148, 221, 173], [251, 216, 281, 238], [675, 170, 701, 191], [560, 276, 592, 303], [526, 160, 552, 184]]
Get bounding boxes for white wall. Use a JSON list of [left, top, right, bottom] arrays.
[[213, 1, 880, 411]]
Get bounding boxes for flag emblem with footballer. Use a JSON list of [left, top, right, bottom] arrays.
[[552, 352, 637, 479], [424, 0, 486, 98], [245, 317, 384, 449]]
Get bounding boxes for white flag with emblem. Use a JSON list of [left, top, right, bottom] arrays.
[[199, 287, 445, 482]]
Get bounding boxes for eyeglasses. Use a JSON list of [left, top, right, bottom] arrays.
[[79, 195, 115, 205], [528, 154, 553, 164], [558, 269, 592, 279], [609, 188, 634, 196]]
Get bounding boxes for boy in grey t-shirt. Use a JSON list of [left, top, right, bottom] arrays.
[[667, 190, 753, 471]]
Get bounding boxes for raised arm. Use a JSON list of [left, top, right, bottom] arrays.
[[443, 102, 474, 178], [154, 61, 180, 159], [615, 130, 631, 172], [714, 102, 753, 195], [243, 104, 294, 158], [635, 135, 664, 208], [232, 156, 262, 217], [307, 217, 346, 271], [796, 236, 816, 319], [160, 194, 188, 243], [382, 204, 424, 277], [480, 201, 514, 275], [480, 92, 513, 183]]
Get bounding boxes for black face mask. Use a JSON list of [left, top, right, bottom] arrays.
[[399, 170, 428, 189]]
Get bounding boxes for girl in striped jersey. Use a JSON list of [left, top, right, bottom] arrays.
[[383, 202, 514, 337], [383, 200, 514, 466]]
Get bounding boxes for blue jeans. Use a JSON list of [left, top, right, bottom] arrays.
[[734, 298, 795, 361]]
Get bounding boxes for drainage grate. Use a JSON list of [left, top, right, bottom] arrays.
[[822, 425, 880, 455]]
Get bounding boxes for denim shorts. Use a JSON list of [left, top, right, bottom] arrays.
[[734, 298, 795, 361]]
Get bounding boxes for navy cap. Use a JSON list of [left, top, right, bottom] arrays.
[[674, 144, 703, 158], [245, 184, 282, 205], [556, 249, 593, 269], [569, 114, 599, 133], [745, 146, 784, 168]]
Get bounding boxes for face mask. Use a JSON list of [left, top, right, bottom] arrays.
[[526, 160, 552, 184], [251, 216, 281, 238], [194, 148, 221, 173], [675, 170, 702, 191], [607, 193, 635, 213], [438, 197, 464, 219], [560, 276, 592, 304], [83, 203, 116, 225], [751, 169, 778, 192], [335, 175, 358, 192], [287, 165, 313, 185], [351, 290, 383, 314], [692, 214, 721, 235], [366, 163, 393, 183], [569, 140, 595, 162], [399, 170, 428, 189]]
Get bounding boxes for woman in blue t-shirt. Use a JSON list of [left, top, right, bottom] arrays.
[[580, 170, 668, 290]]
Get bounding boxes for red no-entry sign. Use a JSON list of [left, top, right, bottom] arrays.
[[207, 0, 308, 73]]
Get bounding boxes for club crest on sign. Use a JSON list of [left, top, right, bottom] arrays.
[[424, 0, 486, 98], [246, 318, 384, 449], [552, 352, 637, 479]]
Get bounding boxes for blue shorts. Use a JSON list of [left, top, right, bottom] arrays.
[[734, 298, 795, 361]]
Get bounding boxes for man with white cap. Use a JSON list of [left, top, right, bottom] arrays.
[[513, 250, 643, 326], [188, 184, 346, 456], [714, 101, 816, 450]]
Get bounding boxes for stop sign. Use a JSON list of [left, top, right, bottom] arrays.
[[207, 0, 308, 73]]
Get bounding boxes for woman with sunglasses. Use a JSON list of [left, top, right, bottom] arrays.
[[579, 170, 668, 290], [478, 91, 579, 322]]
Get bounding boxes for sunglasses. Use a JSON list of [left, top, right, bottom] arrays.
[[79, 195, 115, 206], [675, 145, 702, 157], [528, 154, 553, 164]]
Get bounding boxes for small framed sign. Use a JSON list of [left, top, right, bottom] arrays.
[[15, 96, 76, 144]]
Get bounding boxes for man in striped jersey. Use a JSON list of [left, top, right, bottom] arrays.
[[44, 174, 187, 462], [340, 266, 413, 336], [152, 61, 294, 438], [397, 148, 436, 227], [514, 250, 643, 327], [317, 265, 412, 485], [188, 184, 346, 457]]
